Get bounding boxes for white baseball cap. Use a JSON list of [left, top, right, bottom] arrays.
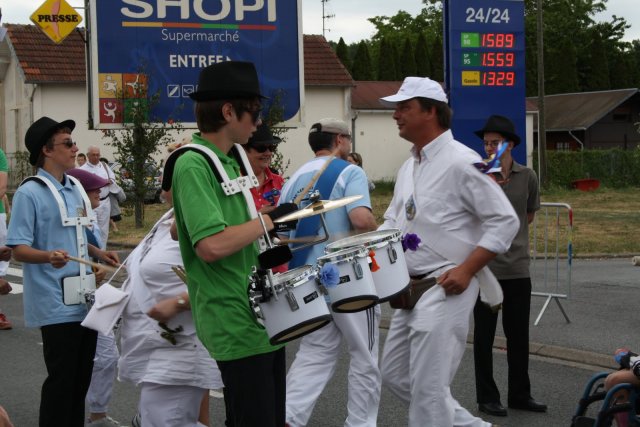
[[379, 77, 448, 107], [309, 118, 351, 136]]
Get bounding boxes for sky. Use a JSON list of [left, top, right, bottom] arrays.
[[1, 0, 638, 44]]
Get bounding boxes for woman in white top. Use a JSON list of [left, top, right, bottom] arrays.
[[118, 207, 222, 427]]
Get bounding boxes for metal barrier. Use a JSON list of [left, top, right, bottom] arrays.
[[530, 202, 573, 326]]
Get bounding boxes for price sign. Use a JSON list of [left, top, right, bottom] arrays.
[[444, 0, 526, 164]]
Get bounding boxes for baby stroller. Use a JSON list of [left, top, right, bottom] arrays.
[[571, 372, 640, 427]]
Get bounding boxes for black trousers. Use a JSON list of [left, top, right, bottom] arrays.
[[39, 322, 98, 427], [217, 347, 286, 427], [473, 277, 532, 404]]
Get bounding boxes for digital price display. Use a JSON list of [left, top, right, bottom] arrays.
[[444, 0, 526, 164]]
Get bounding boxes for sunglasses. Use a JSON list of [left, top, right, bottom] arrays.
[[158, 321, 184, 345], [243, 107, 263, 124], [55, 140, 77, 148], [251, 144, 277, 153]]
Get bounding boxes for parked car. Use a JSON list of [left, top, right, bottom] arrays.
[[110, 161, 162, 203]]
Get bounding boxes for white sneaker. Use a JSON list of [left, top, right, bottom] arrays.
[[86, 416, 121, 427]]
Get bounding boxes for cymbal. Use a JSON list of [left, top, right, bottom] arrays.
[[274, 195, 363, 222]]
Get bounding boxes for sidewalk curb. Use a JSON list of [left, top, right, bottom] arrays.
[[379, 318, 615, 370]]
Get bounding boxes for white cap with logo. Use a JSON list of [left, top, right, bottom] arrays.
[[379, 77, 448, 107]]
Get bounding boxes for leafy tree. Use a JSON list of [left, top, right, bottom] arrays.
[[399, 37, 417, 79], [262, 91, 290, 176], [415, 32, 431, 77], [101, 74, 182, 228], [351, 41, 374, 80], [545, 37, 580, 94], [335, 37, 351, 71], [579, 29, 610, 91], [377, 38, 398, 81]]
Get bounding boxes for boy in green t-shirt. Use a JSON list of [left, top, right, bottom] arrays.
[[0, 147, 11, 330], [169, 61, 296, 427]]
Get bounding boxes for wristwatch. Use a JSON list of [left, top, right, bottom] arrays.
[[176, 296, 187, 308]]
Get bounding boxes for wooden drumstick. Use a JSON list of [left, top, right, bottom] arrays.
[[273, 236, 318, 245], [293, 147, 341, 205], [172, 265, 188, 284], [67, 255, 118, 274]]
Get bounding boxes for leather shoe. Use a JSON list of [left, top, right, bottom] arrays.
[[478, 402, 508, 416], [508, 397, 547, 412]]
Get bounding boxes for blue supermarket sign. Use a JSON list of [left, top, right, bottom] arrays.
[[87, 0, 302, 129], [444, 0, 526, 164]]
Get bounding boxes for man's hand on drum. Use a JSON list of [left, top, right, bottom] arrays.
[[49, 250, 70, 268], [438, 266, 473, 296]]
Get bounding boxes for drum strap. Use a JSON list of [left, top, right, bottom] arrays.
[[289, 158, 350, 268]]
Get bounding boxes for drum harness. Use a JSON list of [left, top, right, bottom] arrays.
[[21, 174, 97, 306]]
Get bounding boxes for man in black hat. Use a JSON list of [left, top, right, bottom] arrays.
[[167, 61, 297, 427], [472, 114, 546, 417], [7, 116, 119, 426]]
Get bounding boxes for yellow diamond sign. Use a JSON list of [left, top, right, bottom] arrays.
[[30, 0, 82, 44]]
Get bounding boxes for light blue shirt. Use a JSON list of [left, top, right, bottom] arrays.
[[279, 156, 372, 265], [7, 169, 91, 327]]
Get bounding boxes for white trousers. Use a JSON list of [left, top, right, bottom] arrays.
[[139, 382, 205, 427], [286, 304, 381, 427], [381, 273, 491, 427], [95, 198, 111, 249], [0, 213, 8, 276], [86, 332, 119, 413]]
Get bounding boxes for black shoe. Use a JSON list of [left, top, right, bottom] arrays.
[[508, 397, 547, 412], [478, 401, 508, 416]]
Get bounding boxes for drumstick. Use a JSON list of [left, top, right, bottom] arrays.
[[67, 255, 118, 274], [293, 147, 341, 205], [273, 236, 318, 245], [172, 265, 188, 284]]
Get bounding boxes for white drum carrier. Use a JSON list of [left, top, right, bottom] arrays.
[[316, 246, 378, 313], [325, 229, 410, 302], [249, 266, 331, 345]]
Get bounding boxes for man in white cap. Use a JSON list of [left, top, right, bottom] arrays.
[[377, 77, 519, 427], [280, 118, 380, 427]]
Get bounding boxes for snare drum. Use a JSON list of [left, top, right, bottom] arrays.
[[316, 246, 378, 313], [325, 229, 410, 302], [254, 266, 331, 345]]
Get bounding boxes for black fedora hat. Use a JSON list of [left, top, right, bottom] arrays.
[[25, 116, 76, 165], [474, 115, 520, 146], [247, 123, 281, 147], [189, 61, 266, 102]]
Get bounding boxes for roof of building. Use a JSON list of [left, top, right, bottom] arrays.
[[353, 80, 540, 112], [303, 34, 353, 86], [527, 88, 639, 131], [4, 24, 86, 84], [2, 25, 354, 87]]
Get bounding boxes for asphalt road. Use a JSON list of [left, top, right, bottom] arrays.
[[1, 257, 638, 426]]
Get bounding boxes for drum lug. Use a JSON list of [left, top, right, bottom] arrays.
[[352, 261, 364, 280], [286, 290, 299, 311], [388, 245, 398, 264]]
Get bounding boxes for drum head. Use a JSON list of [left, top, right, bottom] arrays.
[[332, 296, 378, 313], [325, 229, 402, 253], [269, 315, 332, 344]]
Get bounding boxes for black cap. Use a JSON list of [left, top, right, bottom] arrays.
[[25, 117, 76, 165]]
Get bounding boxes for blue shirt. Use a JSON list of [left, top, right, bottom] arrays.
[[279, 156, 372, 265], [7, 169, 91, 327]]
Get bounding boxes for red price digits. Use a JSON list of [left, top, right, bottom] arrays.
[[481, 33, 515, 48], [482, 71, 515, 86], [481, 52, 515, 67]]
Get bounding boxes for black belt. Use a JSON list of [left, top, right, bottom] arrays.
[[100, 196, 109, 201], [410, 269, 439, 280]]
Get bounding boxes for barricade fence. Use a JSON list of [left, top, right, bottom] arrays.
[[530, 202, 573, 326]]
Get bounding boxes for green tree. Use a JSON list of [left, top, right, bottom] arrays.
[[377, 38, 398, 81], [545, 37, 580, 94], [102, 75, 182, 228], [579, 29, 610, 91], [415, 32, 431, 77], [399, 37, 417, 79], [351, 41, 374, 80], [335, 37, 351, 72]]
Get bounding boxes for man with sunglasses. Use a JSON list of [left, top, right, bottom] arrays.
[[280, 118, 380, 427], [472, 115, 545, 417], [7, 117, 119, 426], [166, 61, 297, 427]]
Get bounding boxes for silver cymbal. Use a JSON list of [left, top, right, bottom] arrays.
[[273, 195, 364, 222]]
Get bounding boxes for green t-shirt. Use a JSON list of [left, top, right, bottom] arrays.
[[0, 149, 8, 215], [172, 134, 281, 361]]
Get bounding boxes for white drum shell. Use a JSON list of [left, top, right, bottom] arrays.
[[259, 266, 331, 344], [326, 229, 410, 302], [316, 247, 378, 313]]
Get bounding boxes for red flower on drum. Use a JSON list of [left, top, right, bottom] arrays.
[[402, 233, 421, 252]]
